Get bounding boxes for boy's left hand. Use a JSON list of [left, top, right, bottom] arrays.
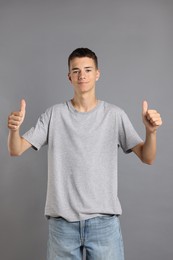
[[142, 101, 162, 133]]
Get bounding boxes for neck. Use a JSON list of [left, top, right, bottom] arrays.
[[71, 93, 98, 112]]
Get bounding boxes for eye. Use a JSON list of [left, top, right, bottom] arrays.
[[72, 70, 79, 74], [86, 69, 91, 72]]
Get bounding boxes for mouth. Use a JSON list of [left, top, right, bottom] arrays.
[[78, 81, 89, 84]]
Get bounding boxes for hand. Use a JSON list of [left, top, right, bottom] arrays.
[[142, 101, 162, 133], [8, 99, 26, 131]]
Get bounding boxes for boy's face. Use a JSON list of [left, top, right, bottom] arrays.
[[68, 57, 100, 95]]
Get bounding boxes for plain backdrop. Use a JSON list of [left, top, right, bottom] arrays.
[[0, 0, 173, 259]]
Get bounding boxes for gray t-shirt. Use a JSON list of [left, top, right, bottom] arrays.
[[23, 100, 143, 221]]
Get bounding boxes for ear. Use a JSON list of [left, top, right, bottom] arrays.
[[96, 69, 100, 81], [68, 72, 72, 82]]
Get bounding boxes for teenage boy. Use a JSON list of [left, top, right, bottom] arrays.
[[8, 48, 162, 260]]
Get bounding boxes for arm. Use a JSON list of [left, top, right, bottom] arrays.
[[8, 99, 31, 156], [132, 101, 162, 165]]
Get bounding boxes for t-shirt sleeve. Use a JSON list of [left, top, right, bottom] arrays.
[[118, 110, 143, 153], [22, 107, 52, 151]]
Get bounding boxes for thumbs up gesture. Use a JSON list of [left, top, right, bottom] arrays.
[[8, 99, 26, 131], [142, 101, 162, 133]]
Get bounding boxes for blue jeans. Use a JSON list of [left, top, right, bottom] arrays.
[[47, 215, 125, 260]]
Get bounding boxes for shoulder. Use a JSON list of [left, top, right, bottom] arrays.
[[44, 101, 68, 115], [35, 102, 68, 124], [102, 101, 126, 116]]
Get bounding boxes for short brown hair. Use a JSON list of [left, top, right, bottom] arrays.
[[68, 48, 98, 70]]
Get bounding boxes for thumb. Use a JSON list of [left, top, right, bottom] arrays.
[[142, 100, 148, 116], [20, 99, 26, 113]]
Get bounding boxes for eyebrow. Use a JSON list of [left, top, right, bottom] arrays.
[[71, 66, 94, 71]]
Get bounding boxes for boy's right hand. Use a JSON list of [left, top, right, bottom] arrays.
[[8, 99, 26, 131]]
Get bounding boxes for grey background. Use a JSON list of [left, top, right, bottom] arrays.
[[0, 0, 172, 259]]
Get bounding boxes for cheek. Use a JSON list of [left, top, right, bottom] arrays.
[[68, 74, 75, 82]]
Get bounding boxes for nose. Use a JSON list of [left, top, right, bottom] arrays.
[[79, 70, 86, 80]]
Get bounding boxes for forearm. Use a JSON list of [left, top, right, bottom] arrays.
[[141, 129, 157, 164], [8, 130, 24, 156]]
